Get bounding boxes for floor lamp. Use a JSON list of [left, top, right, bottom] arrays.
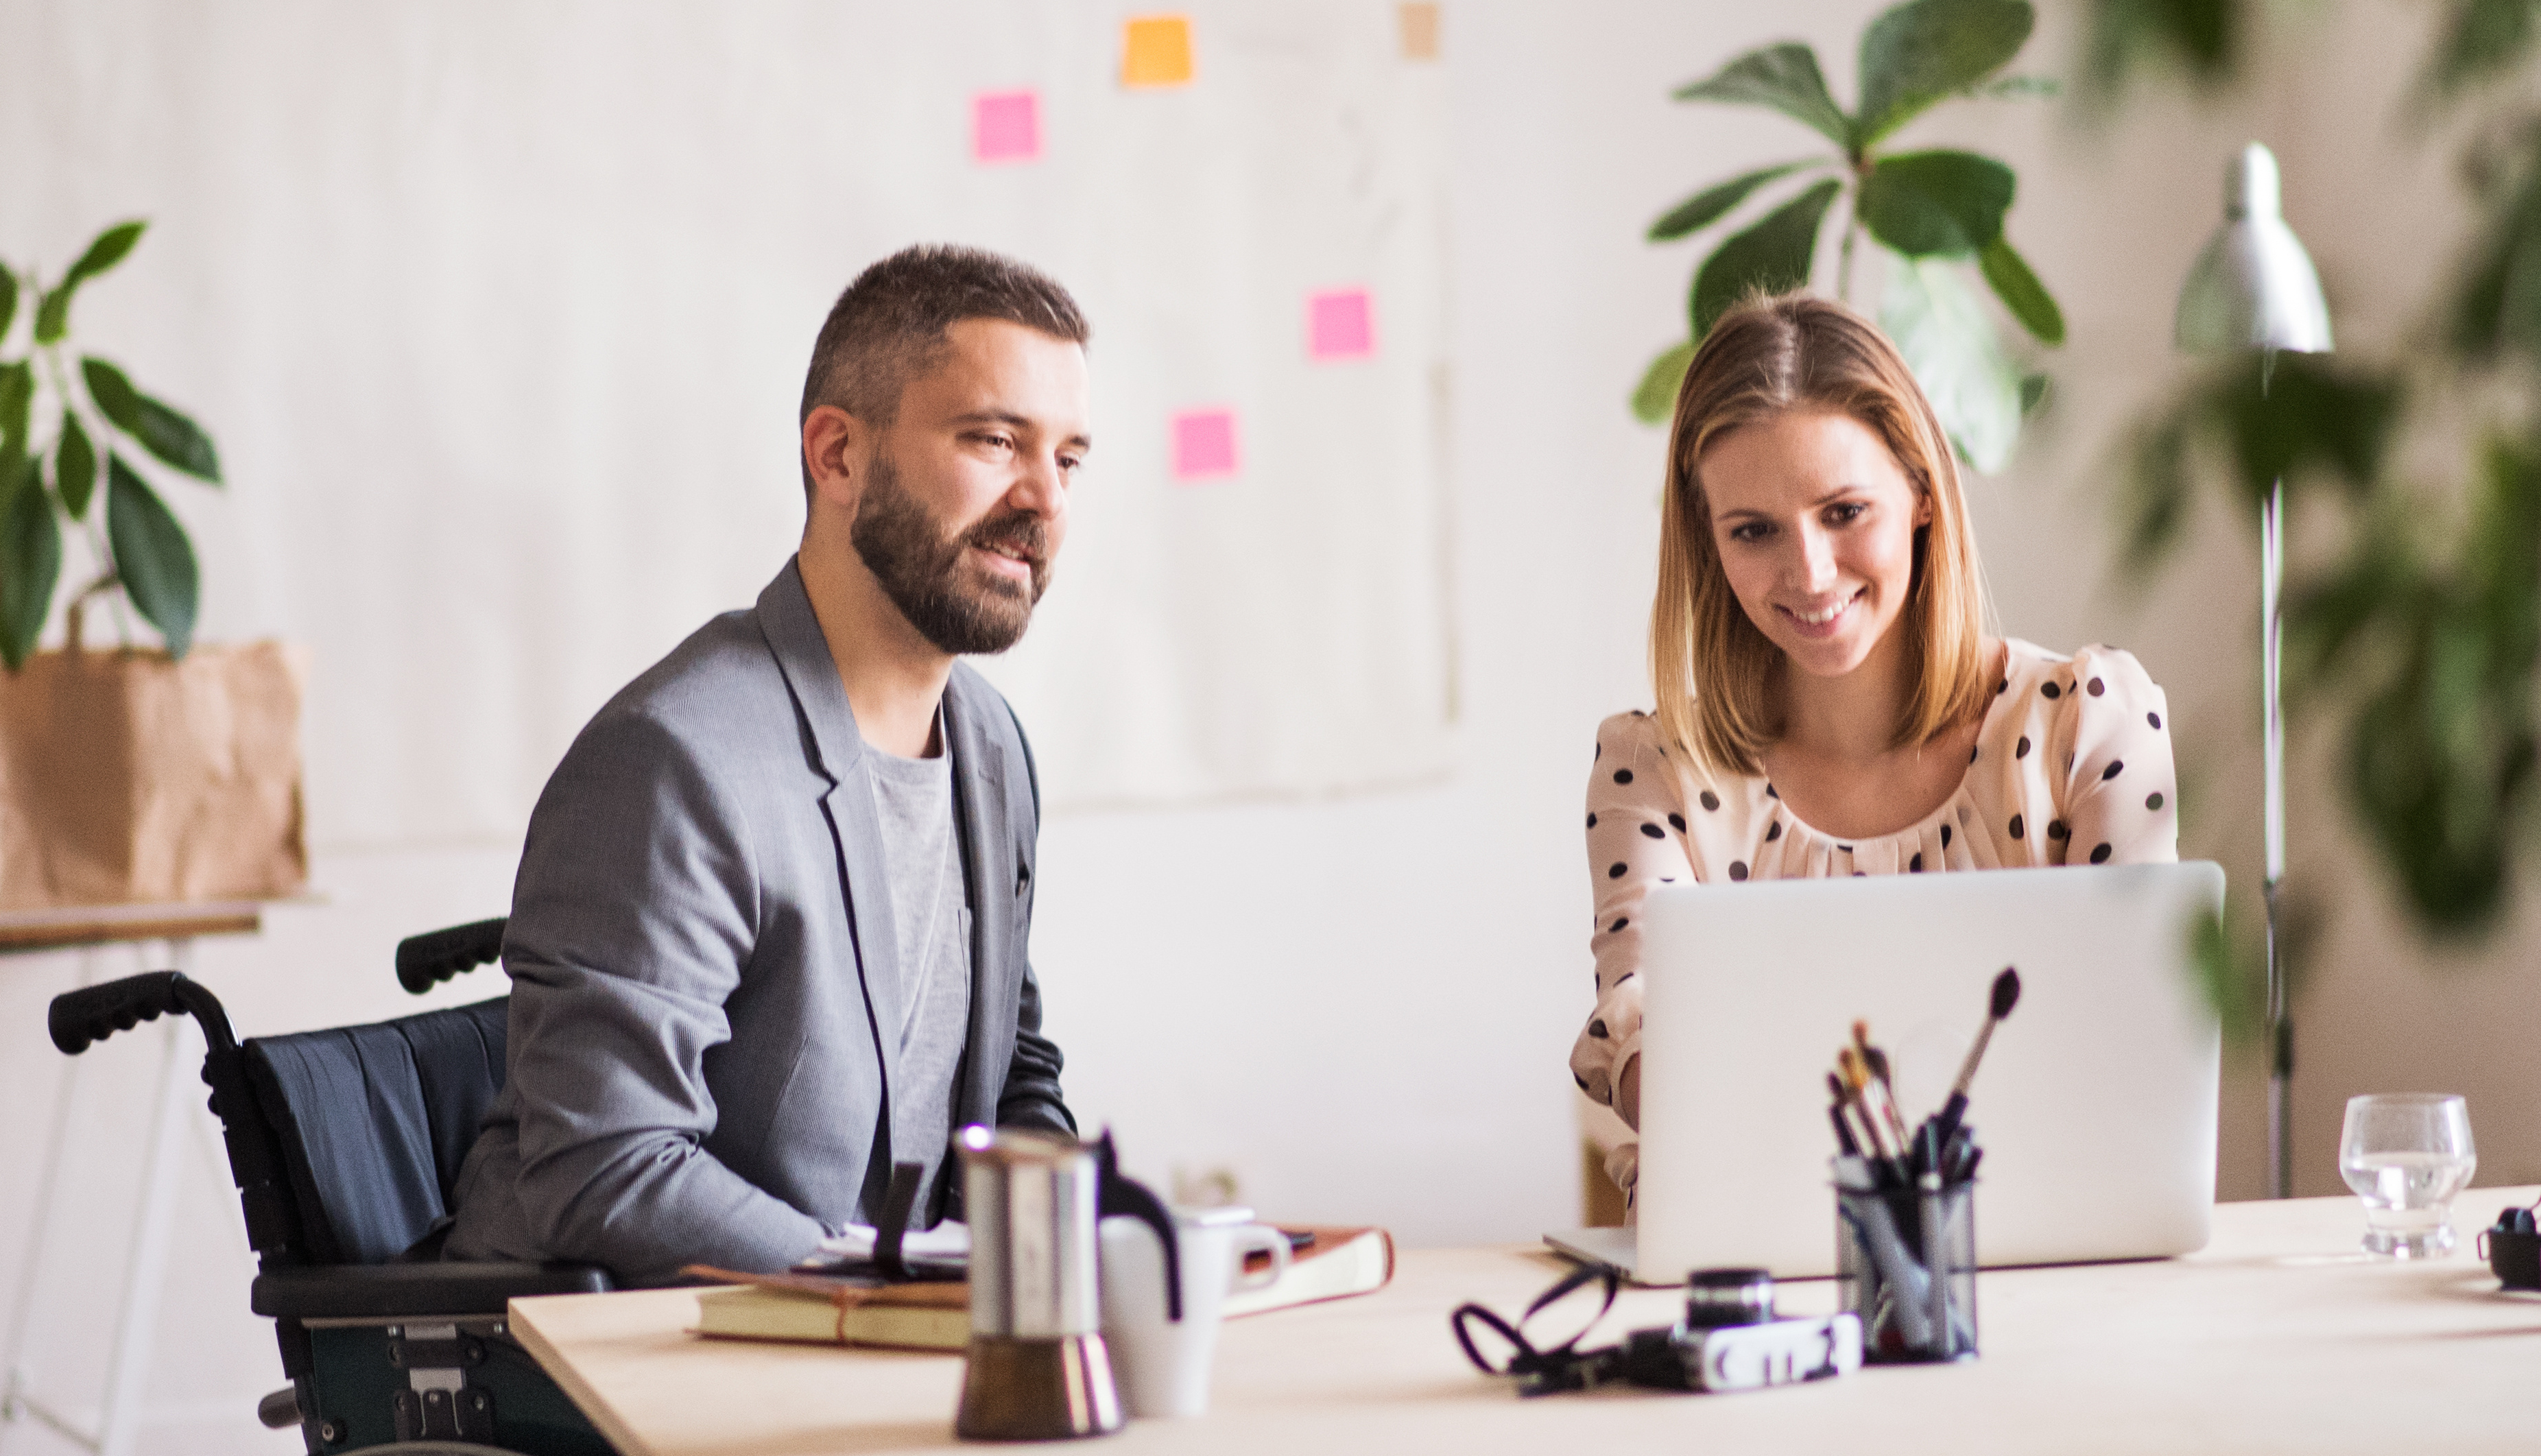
[[2173, 143, 2332, 1200]]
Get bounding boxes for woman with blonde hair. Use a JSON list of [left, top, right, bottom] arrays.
[[1573, 293, 2178, 1207]]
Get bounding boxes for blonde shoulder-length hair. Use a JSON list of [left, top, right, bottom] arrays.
[[1651, 291, 1993, 778]]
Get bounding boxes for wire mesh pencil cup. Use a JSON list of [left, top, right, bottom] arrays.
[[1835, 1173, 1977, 1363]]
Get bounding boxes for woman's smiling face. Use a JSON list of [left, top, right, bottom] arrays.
[[1699, 409, 1930, 681]]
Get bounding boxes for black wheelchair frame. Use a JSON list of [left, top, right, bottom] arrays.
[[47, 918, 617, 1456]]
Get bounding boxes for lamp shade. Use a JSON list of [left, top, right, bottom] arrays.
[[2174, 143, 2332, 355]]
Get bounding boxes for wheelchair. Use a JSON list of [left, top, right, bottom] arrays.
[[47, 919, 618, 1456]]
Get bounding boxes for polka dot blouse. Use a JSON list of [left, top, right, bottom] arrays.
[[1571, 640, 2178, 1202]]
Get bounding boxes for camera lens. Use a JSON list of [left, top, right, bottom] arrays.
[[1684, 1267, 1775, 1328]]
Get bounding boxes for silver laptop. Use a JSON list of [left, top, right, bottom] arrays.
[[1547, 862, 2224, 1282]]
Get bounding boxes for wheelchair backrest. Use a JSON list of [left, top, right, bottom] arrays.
[[243, 996, 509, 1265]]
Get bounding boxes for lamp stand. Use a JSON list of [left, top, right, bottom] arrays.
[[2261, 476, 2291, 1199]]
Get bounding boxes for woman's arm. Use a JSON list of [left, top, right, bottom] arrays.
[[1571, 713, 1702, 1129], [2057, 646, 2180, 866]]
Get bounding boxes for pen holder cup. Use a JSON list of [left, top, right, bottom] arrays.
[[1835, 1178, 1977, 1363]]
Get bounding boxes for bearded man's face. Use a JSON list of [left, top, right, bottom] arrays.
[[850, 449, 1053, 655]]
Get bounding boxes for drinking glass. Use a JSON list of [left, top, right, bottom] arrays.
[[2339, 1094, 2477, 1258]]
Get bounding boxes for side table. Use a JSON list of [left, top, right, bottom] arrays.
[[0, 903, 263, 1456]]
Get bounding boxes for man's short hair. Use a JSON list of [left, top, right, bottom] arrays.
[[798, 244, 1090, 492]]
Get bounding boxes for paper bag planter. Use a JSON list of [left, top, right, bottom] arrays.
[[0, 220, 307, 910], [0, 640, 307, 909]]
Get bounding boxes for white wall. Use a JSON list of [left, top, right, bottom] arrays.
[[2, 3, 2533, 1453]]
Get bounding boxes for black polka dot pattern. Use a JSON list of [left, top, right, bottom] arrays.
[[2009, 814, 2025, 839], [1590, 1019, 1610, 1039], [2101, 760, 2124, 781], [1641, 823, 1665, 839], [1610, 918, 1627, 933], [2149, 712, 2162, 730], [2088, 677, 2105, 697], [1728, 861, 1748, 881], [2042, 682, 2062, 700], [1614, 768, 1633, 785], [1586, 813, 1597, 828], [2090, 843, 2113, 864], [2016, 736, 2030, 759], [2047, 820, 2068, 839], [1668, 813, 1686, 831], [1941, 823, 1953, 848], [2147, 791, 2164, 811], [1608, 863, 1627, 879], [1909, 852, 1924, 872], [1699, 790, 1721, 811], [1765, 821, 1782, 842]]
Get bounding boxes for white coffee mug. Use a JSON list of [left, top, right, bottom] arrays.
[[1098, 1205, 1289, 1418]]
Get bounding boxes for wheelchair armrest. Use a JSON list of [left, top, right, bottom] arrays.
[[252, 1261, 612, 1320]]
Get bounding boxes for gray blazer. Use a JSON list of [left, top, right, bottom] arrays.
[[446, 560, 1071, 1285]]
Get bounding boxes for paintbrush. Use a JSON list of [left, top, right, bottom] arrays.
[[1855, 1025, 1913, 1152], [1837, 1048, 1898, 1169], [1826, 1071, 1861, 1156], [1931, 968, 2021, 1154]]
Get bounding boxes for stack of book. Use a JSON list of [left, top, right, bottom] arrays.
[[684, 1225, 1394, 1350]]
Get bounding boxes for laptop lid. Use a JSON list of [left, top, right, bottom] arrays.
[[1605, 862, 2222, 1284]]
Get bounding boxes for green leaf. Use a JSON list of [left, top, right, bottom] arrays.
[[33, 220, 146, 346], [0, 462, 62, 670], [1879, 251, 2023, 472], [106, 453, 198, 658], [1690, 178, 1841, 339], [0, 270, 16, 343], [2076, 0, 2244, 108], [82, 357, 220, 482], [1675, 43, 1852, 150], [55, 416, 97, 520], [2416, 0, 2539, 110], [1649, 162, 1818, 242], [1857, 0, 2035, 147], [1973, 73, 2061, 99], [1633, 340, 1697, 425], [2019, 371, 2051, 415], [1979, 235, 2065, 344], [2217, 353, 2397, 510], [1858, 150, 2015, 257], [0, 360, 31, 456]]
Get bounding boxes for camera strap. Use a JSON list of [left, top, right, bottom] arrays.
[[1450, 1264, 1631, 1396]]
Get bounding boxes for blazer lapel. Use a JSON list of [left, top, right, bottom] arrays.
[[942, 667, 1016, 1125], [754, 560, 907, 1093]]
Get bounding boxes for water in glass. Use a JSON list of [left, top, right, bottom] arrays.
[[2339, 1095, 2476, 1258]]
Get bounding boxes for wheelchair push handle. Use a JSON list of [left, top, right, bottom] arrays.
[[396, 916, 508, 994], [51, 970, 200, 1055]]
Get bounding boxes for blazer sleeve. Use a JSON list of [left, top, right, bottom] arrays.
[[500, 706, 830, 1281], [994, 704, 1075, 1134]]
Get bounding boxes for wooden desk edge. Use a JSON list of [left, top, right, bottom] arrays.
[[510, 1291, 671, 1456]]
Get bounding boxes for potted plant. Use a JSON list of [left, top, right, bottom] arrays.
[[0, 220, 305, 909]]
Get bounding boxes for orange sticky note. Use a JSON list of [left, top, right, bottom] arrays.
[[1398, 3, 1440, 60], [1121, 14, 1194, 88]]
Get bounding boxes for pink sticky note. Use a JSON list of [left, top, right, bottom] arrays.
[[973, 91, 1042, 163], [1171, 409, 1239, 481], [1308, 288, 1375, 360]]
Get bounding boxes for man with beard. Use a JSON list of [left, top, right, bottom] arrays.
[[446, 246, 1089, 1285]]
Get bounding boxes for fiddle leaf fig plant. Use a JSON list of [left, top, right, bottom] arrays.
[[1636, 0, 2064, 473], [0, 219, 218, 667]]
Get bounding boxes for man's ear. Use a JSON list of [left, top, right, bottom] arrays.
[[803, 405, 868, 514]]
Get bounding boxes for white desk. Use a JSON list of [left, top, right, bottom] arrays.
[[509, 1186, 2540, 1455]]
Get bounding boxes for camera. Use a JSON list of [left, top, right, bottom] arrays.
[[1613, 1268, 1862, 1393]]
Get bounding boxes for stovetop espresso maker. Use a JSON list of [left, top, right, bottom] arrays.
[[954, 1126, 1180, 1441]]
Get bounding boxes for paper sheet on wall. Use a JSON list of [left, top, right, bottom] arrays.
[[0, 0, 1452, 834]]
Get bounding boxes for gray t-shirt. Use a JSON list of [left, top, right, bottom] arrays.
[[865, 737, 973, 1224]]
